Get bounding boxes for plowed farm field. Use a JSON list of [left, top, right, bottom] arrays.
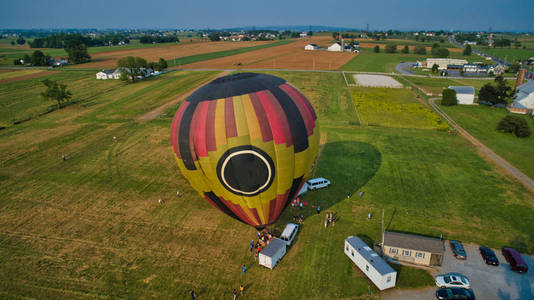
[[69, 41, 274, 69], [180, 36, 356, 70]]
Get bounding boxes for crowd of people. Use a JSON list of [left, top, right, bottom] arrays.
[[324, 211, 336, 228]]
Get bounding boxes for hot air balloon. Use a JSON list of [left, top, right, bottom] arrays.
[[171, 73, 319, 229]]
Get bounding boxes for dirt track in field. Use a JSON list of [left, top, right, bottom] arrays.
[[69, 41, 273, 69], [180, 36, 357, 70]]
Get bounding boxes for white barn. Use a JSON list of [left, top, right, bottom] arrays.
[[344, 236, 397, 291], [259, 238, 286, 269], [328, 42, 342, 52], [304, 44, 318, 51], [448, 86, 475, 105], [509, 80, 534, 115]]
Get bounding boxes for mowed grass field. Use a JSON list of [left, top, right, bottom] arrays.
[[474, 46, 534, 62], [399, 76, 517, 96], [440, 104, 534, 179], [0, 70, 533, 299]]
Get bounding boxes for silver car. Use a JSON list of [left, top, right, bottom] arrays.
[[435, 273, 471, 289]]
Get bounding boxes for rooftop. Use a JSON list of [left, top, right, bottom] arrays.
[[260, 238, 286, 257], [346, 236, 396, 275], [448, 86, 475, 95], [517, 80, 534, 94], [384, 231, 444, 254]]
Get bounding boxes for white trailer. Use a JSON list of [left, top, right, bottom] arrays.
[[344, 236, 397, 290], [259, 238, 286, 269]]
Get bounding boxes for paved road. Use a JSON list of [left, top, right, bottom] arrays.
[[383, 243, 534, 300], [395, 62, 415, 75], [429, 98, 534, 193]]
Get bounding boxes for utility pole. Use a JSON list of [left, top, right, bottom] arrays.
[[381, 208, 385, 248]]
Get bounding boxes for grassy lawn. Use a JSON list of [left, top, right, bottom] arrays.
[[440, 104, 534, 179], [0, 69, 44, 80], [474, 46, 534, 62], [168, 39, 294, 67], [0, 69, 533, 299], [399, 76, 516, 96], [352, 86, 449, 130]]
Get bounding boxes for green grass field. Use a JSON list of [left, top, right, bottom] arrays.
[[473, 46, 534, 62], [0, 69, 533, 299], [351, 86, 449, 130], [399, 76, 516, 96], [440, 104, 534, 179]]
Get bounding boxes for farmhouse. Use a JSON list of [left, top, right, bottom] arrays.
[[304, 44, 318, 51], [383, 231, 444, 266], [448, 86, 475, 105], [96, 70, 115, 80], [345, 236, 397, 291], [508, 80, 534, 115], [328, 42, 342, 52]]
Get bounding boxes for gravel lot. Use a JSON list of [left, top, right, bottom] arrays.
[[352, 74, 403, 88], [382, 243, 534, 300]]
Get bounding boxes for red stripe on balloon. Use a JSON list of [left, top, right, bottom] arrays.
[[192, 101, 209, 157], [249, 92, 273, 142], [264, 90, 293, 147], [219, 197, 257, 226], [171, 101, 189, 159], [225, 97, 238, 138], [268, 190, 290, 224], [282, 84, 316, 121], [279, 84, 314, 136], [257, 90, 285, 145], [205, 100, 217, 152]]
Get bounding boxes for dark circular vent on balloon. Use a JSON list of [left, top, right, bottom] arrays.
[[217, 146, 275, 197]]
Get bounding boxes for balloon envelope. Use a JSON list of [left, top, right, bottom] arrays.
[[171, 73, 319, 228]]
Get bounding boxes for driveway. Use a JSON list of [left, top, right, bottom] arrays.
[[395, 62, 415, 74], [382, 243, 534, 300]]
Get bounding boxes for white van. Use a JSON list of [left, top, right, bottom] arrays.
[[280, 223, 299, 246], [306, 177, 331, 191]]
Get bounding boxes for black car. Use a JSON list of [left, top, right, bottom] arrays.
[[479, 246, 499, 266], [450, 240, 467, 260], [436, 287, 475, 300]]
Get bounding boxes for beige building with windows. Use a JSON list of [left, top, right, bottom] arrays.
[[383, 231, 445, 266]]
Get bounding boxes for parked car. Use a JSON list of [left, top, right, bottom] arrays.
[[502, 247, 529, 273], [435, 273, 470, 289], [450, 240, 467, 260], [436, 287, 475, 300], [479, 246, 499, 266]]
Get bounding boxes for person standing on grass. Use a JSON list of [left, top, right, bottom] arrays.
[[190, 290, 196, 300], [233, 288, 238, 300], [242, 264, 246, 275], [62, 154, 66, 161], [316, 205, 321, 214], [249, 240, 254, 252], [240, 285, 244, 296]]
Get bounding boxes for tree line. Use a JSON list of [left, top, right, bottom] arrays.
[[29, 33, 129, 48], [139, 35, 179, 44]]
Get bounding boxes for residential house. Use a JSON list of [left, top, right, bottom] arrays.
[[383, 231, 445, 266], [508, 80, 534, 115], [96, 70, 115, 80], [327, 42, 342, 52], [299, 32, 307, 38], [425, 58, 468, 70]]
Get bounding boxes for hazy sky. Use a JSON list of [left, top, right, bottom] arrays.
[[1, 0, 533, 31]]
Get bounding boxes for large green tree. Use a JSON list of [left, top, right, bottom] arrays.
[[65, 40, 91, 64], [463, 44, 472, 55], [414, 46, 426, 54], [31, 50, 51, 66], [441, 88, 457, 106], [385, 44, 397, 53], [41, 79, 72, 110], [16, 36, 25, 45], [157, 58, 168, 71], [117, 56, 148, 83]]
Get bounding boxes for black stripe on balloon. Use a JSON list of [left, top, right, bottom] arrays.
[[270, 87, 308, 153], [178, 101, 198, 170], [204, 191, 245, 224], [284, 177, 304, 211]]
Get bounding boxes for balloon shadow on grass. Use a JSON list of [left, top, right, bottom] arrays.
[[277, 140, 382, 228]]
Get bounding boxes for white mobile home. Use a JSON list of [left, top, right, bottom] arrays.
[[448, 86, 475, 105], [259, 238, 286, 269], [344, 236, 396, 290]]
